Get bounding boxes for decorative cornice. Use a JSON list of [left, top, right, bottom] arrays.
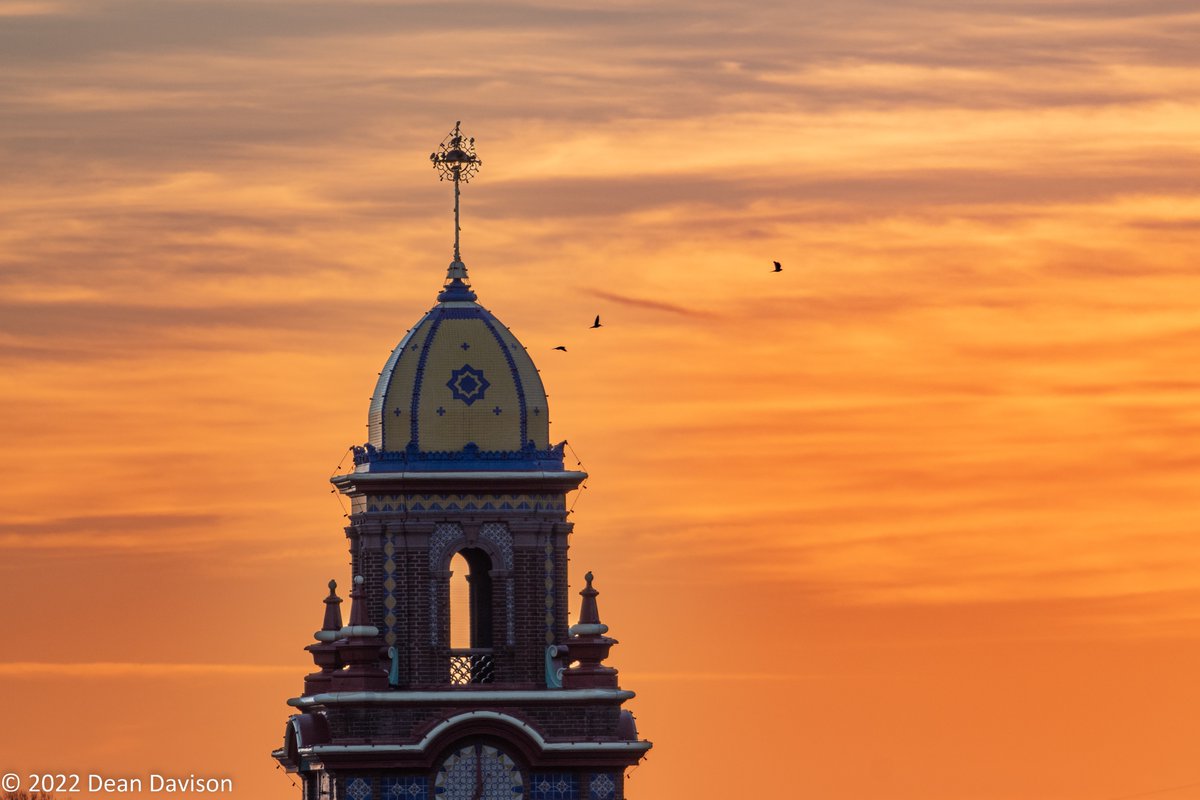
[[353, 441, 566, 472], [331, 469, 587, 495], [288, 688, 634, 707], [295, 710, 651, 756]]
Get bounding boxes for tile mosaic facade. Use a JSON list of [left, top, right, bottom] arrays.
[[588, 774, 615, 800], [428, 523, 462, 646], [383, 776, 428, 799], [531, 773, 578, 800], [363, 493, 567, 514], [346, 777, 373, 800], [434, 745, 523, 799]]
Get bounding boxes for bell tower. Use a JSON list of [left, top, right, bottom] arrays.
[[273, 124, 651, 800]]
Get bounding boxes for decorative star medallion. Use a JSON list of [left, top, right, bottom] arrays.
[[446, 364, 490, 406]]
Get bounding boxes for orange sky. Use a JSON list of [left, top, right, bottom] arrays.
[[3, 1, 1200, 798]]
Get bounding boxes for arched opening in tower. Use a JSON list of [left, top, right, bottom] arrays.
[[448, 547, 495, 684]]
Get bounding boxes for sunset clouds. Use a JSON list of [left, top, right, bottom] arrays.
[[2, 1, 1200, 798]]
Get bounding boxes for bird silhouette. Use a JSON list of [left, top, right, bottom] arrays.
[[553, 346, 568, 352], [773, 261, 783, 272], [590, 315, 602, 329]]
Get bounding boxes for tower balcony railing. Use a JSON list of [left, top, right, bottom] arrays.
[[448, 648, 495, 685]]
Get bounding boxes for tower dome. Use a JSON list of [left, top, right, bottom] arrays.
[[357, 262, 559, 472]]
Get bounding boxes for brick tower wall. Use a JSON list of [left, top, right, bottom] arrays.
[[345, 491, 575, 688]]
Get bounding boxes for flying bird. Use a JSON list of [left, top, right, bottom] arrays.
[[773, 261, 783, 272], [590, 315, 602, 329], [553, 346, 568, 352]]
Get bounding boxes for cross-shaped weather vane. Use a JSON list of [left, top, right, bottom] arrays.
[[430, 121, 482, 264]]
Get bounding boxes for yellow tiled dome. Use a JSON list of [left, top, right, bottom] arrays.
[[360, 263, 555, 472]]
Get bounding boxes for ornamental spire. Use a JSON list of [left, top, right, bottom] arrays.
[[430, 121, 481, 302], [331, 575, 388, 691], [314, 579, 343, 642], [563, 571, 619, 689], [303, 579, 344, 696], [575, 571, 606, 630]]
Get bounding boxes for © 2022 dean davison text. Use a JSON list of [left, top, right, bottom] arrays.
[[5, 772, 234, 794]]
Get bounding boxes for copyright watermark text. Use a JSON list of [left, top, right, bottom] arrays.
[[2, 771, 234, 794]]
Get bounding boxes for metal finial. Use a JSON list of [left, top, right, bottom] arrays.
[[429, 121, 481, 264]]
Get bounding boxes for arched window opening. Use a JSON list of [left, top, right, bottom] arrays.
[[448, 547, 494, 684], [449, 553, 472, 650], [435, 742, 524, 799]]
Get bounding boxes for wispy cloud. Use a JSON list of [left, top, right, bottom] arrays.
[[588, 289, 720, 319], [0, 661, 296, 677], [623, 671, 808, 681], [0, 512, 222, 536]]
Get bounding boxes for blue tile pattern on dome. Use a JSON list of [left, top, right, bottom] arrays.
[[367, 313, 429, 441], [408, 313, 447, 445], [477, 311, 529, 449], [365, 289, 553, 468], [383, 776, 428, 799], [447, 364, 490, 406], [530, 773, 577, 800]]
